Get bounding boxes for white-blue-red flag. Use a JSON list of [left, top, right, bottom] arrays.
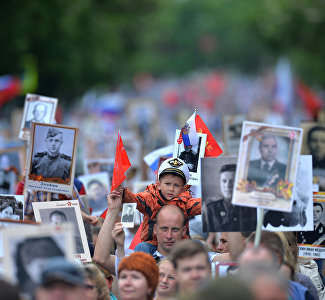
[[144, 145, 173, 173], [179, 111, 223, 157]]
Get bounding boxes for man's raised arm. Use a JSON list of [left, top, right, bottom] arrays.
[[93, 186, 123, 275]]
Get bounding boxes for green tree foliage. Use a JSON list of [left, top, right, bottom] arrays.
[[0, 0, 157, 102], [0, 0, 324, 104]]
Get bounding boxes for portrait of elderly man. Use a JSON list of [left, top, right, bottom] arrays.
[[203, 163, 257, 232], [247, 135, 287, 189], [31, 127, 71, 180], [307, 126, 325, 170], [24, 102, 48, 129]]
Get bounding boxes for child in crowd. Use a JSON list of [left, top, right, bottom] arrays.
[[122, 157, 201, 254]]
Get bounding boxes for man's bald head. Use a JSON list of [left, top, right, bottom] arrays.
[[156, 205, 185, 226]]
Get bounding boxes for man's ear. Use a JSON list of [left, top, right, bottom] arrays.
[[154, 224, 157, 235], [182, 225, 186, 235]]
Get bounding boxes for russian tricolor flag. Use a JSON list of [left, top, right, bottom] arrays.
[[143, 145, 173, 173], [181, 111, 223, 157]]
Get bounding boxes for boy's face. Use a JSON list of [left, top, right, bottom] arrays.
[[157, 174, 184, 201]]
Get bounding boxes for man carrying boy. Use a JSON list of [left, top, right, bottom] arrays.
[[122, 157, 201, 254]]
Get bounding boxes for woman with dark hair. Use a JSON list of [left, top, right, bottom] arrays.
[[0, 198, 15, 219], [15, 237, 64, 299]]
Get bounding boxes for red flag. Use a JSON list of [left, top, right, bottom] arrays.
[[111, 132, 131, 192], [296, 80, 322, 118], [129, 222, 143, 250], [195, 113, 223, 157]]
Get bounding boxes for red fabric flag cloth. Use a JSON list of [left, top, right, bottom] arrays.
[[296, 80, 323, 118], [195, 113, 223, 157], [111, 132, 131, 192], [129, 222, 143, 250]]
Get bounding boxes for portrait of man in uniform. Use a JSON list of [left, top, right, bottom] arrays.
[[202, 158, 257, 232], [298, 202, 325, 246], [48, 209, 84, 254], [31, 127, 72, 180], [24, 102, 48, 129], [247, 135, 287, 190], [179, 144, 199, 172], [121, 204, 135, 223]]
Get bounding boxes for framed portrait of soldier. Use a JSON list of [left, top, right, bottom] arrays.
[[233, 121, 302, 212], [19, 94, 58, 140], [0, 195, 24, 221], [222, 114, 245, 155], [262, 155, 313, 232], [201, 156, 257, 232], [78, 172, 110, 216], [121, 203, 137, 228], [25, 123, 78, 194], [2, 223, 73, 300], [173, 130, 207, 186], [32, 200, 91, 262], [297, 192, 325, 259], [300, 121, 325, 176]]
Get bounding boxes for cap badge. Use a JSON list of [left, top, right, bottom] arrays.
[[168, 158, 183, 168]]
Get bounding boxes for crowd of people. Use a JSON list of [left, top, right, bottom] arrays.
[[0, 70, 325, 299], [0, 153, 324, 300]]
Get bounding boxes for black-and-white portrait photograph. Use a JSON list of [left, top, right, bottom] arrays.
[[173, 129, 207, 186], [2, 223, 73, 300], [263, 155, 313, 231], [201, 156, 257, 232], [0, 145, 26, 179], [298, 194, 325, 247], [222, 114, 245, 155], [121, 203, 136, 228], [301, 122, 325, 176], [233, 121, 302, 212], [32, 200, 91, 262], [0, 169, 15, 195], [19, 93, 58, 140], [78, 172, 110, 216], [26, 123, 78, 194], [0, 195, 24, 221]]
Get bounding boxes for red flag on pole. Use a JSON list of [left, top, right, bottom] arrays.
[[111, 131, 131, 192], [195, 113, 223, 157]]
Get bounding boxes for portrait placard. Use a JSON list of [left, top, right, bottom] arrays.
[[201, 156, 257, 232], [25, 123, 78, 194], [300, 121, 325, 176], [233, 121, 302, 212], [222, 114, 245, 155], [298, 192, 325, 259], [19, 94, 58, 140], [2, 223, 73, 299], [32, 200, 91, 262], [0, 219, 38, 260], [0, 195, 24, 221], [78, 172, 110, 216], [173, 130, 207, 186], [121, 203, 137, 228], [0, 169, 16, 195], [0, 145, 26, 178], [263, 155, 313, 231]]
